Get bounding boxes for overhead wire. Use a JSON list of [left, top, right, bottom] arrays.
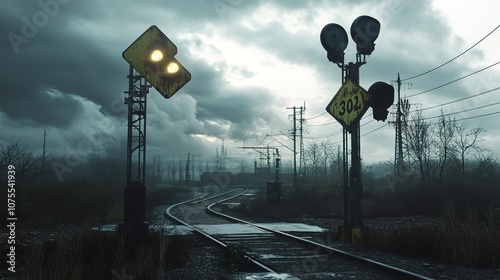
[[293, 25, 500, 152], [361, 123, 389, 137], [418, 86, 500, 113], [401, 24, 500, 81], [407, 60, 500, 98], [423, 101, 500, 120], [304, 117, 380, 140], [307, 120, 336, 127], [304, 112, 327, 120], [305, 86, 500, 140], [306, 110, 375, 128], [455, 110, 500, 122]]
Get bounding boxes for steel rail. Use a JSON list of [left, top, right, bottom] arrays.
[[165, 189, 278, 274], [207, 193, 434, 280]]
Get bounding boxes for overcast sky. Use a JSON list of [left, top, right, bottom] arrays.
[[1, 0, 499, 176]]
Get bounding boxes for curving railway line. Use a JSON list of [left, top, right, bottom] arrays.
[[166, 187, 434, 279]]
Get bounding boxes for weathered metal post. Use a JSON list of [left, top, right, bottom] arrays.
[[321, 16, 381, 243]]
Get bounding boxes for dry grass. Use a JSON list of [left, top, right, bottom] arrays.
[[18, 229, 182, 280], [364, 204, 500, 267]]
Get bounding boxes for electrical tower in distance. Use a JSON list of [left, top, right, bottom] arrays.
[[390, 74, 411, 174], [299, 102, 306, 180], [286, 104, 305, 186]]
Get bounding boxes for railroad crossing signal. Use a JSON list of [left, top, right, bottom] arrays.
[[122, 25, 191, 98], [326, 79, 372, 129]]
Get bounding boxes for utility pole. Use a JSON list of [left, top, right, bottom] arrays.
[[396, 74, 403, 173], [287, 105, 305, 186], [287, 106, 297, 186], [293, 107, 296, 185], [192, 156, 195, 183], [42, 129, 47, 173], [186, 153, 190, 188], [299, 103, 306, 179], [239, 145, 278, 181]]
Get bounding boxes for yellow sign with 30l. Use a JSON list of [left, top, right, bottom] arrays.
[[326, 79, 372, 129]]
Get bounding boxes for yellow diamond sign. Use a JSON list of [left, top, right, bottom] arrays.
[[123, 25, 191, 99], [326, 79, 372, 129]]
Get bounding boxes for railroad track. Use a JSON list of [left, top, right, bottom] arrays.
[[166, 187, 434, 279]]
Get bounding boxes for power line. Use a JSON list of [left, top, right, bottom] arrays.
[[304, 111, 326, 120], [298, 109, 498, 156], [307, 120, 336, 127], [361, 123, 389, 137], [327, 123, 389, 145], [402, 24, 500, 81], [417, 85, 500, 113], [304, 118, 378, 140], [307, 111, 375, 127], [407, 60, 500, 98], [455, 110, 500, 122], [304, 129, 343, 139], [423, 101, 500, 120]]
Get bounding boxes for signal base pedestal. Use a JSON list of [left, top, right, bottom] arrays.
[[338, 225, 367, 244]]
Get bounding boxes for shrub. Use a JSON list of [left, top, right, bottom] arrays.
[[17, 178, 121, 228]]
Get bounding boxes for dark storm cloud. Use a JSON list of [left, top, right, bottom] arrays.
[[182, 58, 277, 140], [3, 89, 84, 127], [0, 0, 127, 127], [213, 0, 485, 104], [0, 0, 268, 130], [1, 0, 496, 162]]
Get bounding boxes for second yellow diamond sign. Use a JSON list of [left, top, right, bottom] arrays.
[[326, 79, 373, 129]]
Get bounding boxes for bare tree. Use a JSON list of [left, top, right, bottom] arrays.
[[330, 144, 343, 185], [405, 110, 435, 187], [178, 157, 184, 181], [150, 154, 164, 185], [306, 142, 320, 182], [320, 141, 332, 179], [0, 142, 43, 182], [171, 156, 176, 183], [454, 122, 484, 176], [472, 152, 498, 187], [437, 111, 456, 185]]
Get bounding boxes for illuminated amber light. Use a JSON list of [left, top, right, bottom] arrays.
[[166, 62, 179, 74], [150, 50, 163, 61]]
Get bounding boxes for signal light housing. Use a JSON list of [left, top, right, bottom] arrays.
[[368, 81, 394, 121], [350, 15, 380, 55]]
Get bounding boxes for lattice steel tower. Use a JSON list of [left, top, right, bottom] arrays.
[[125, 66, 151, 185], [393, 74, 410, 174]]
